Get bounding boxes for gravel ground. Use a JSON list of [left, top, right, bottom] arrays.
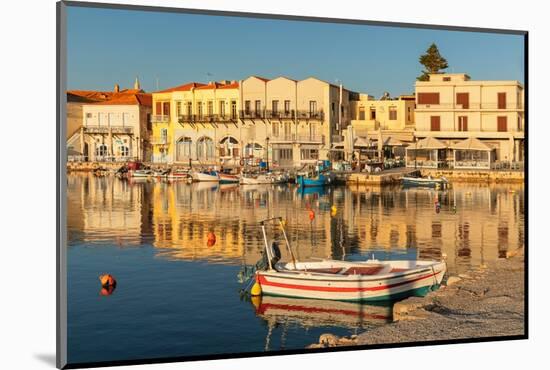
[[308, 249, 525, 348]]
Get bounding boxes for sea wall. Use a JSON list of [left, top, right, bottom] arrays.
[[420, 169, 524, 183]]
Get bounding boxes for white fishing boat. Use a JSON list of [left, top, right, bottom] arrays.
[[166, 169, 190, 180], [130, 169, 154, 178], [191, 170, 219, 182], [218, 173, 240, 184], [252, 217, 446, 302], [240, 174, 272, 185]]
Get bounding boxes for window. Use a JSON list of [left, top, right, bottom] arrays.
[[161, 128, 168, 139], [176, 137, 192, 161], [300, 148, 319, 160], [389, 107, 397, 120], [219, 101, 225, 117], [370, 108, 376, 120], [155, 102, 162, 115], [498, 92, 507, 109], [197, 137, 214, 159], [443, 77, 451, 82], [118, 145, 129, 157], [255, 100, 261, 115], [231, 101, 237, 119], [95, 144, 108, 157], [497, 116, 507, 132], [284, 100, 291, 114], [186, 102, 192, 117], [358, 107, 365, 120], [417, 93, 440, 105], [275, 148, 293, 162], [272, 100, 279, 113], [458, 116, 468, 131], [456, 93, 469, 109], [163, 102, 170, 117], [197, 102, 203, 118], [86, 113, 92, 118], [430, 116, 441, 131], [272, 122, 280, 137], [517, 116, 522, 131], [146, 114, 152, 130], [176, 101, 182, 116], [207, 101, 213, 116], [245, 100, 251, 115], [309, 101, 317, 113], [331, 102, 335, 116]]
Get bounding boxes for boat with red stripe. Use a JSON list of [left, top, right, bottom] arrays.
[[252, 217, 447, 302]]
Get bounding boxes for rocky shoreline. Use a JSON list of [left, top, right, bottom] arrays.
[[308, 248, 525, 348]]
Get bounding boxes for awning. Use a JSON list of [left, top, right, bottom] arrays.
[[410, 136, 447, 150], [450, 137, 494, 151], [383, 136, 407, 146], [354, 137, 374, 148]]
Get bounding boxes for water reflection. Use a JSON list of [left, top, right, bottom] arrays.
[[68, 174, 524, 274]]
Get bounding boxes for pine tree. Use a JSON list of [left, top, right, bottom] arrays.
[[417, 43, 449, 81]]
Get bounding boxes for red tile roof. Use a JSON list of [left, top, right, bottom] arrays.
[[67, 90, 114, 102], [196, 81, 239, 90], [88, 92, 152, 107], [155, 82, 206, 93]]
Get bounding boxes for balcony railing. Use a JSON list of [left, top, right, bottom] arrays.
[[296, 110, 324, 120], [265, 110, 295, 120], [179, 114, 238, 123], [150, 136, 170, 145], [296, 134, 324, 143], [415, 103, 524, 110], [270, 134, 295, 142], [152, 115, 170, 123], [239, 110, 265, 119], [83, 125, 133, 134]]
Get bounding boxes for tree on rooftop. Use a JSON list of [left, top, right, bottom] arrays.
[[417, 43, 449, 81]]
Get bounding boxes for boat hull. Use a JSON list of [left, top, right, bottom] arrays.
[[218, 173, 240, 184], [256, 261, 446, 302], [297, 173, 333, 187], [240, 175, 272, 185], [402, 177, 448, 188], [191, 172, 219, 182]]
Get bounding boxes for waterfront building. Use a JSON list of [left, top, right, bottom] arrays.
[[67, 79, 152, 162], [150, 75, 353, 168], [410, 73, 524, 169]]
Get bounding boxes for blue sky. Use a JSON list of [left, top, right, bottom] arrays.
[[67, 6, 525, 97]]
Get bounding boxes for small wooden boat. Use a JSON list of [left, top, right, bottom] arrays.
[[191, 170, 219, 182], [218, 173, 240, 184], [253, 217, 446, 302], [402, 176, 448, 188], [240, 174, 272, 185], [130, 169, 154, 178], [166, 169, 190, 180], [296, 172, 334, 187]]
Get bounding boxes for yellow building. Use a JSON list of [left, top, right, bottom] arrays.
[[150, 76, 353, 168], [412, 73, 524, 166]]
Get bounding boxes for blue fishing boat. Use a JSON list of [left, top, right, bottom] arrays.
[[296, 172, 334, 187]]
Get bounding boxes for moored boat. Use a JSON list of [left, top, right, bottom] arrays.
[[240, 174, 272, 185], [166, 169, 190, 180], [191, 170, 219, 182], [251, 217, 446, 302], [130, 169, 154, 178], [296, 172, 334, 187], [218, 173, 240, 184], [402, 176, 448, 188]]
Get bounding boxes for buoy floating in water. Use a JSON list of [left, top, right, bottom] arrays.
[[99, 274, 116, 288], [207, 232, 216, 246], [308, 210, 315, 221], [331, 205, 337, 217]]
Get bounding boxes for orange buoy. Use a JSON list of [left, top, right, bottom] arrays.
[[99, 274, 116, 288], [207, 232, 216, 246], [100, 285, 116, 296], [308, 210, 315, 221]]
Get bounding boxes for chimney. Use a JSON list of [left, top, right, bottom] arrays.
[[114, 84, 120, 93]]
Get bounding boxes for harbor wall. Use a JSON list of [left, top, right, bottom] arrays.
[[419, 169, 524, 183]]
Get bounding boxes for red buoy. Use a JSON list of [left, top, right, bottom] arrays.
[[99, 274, 116, 288], [308, 210, 315, 221], [207, 232, 216, 246]]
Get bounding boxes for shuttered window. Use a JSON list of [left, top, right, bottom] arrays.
[[456, 93, 469, 109], [498, 93, 507, 109], [389, 107, 397, 120], [497, 116, 507, 132], [458, 116, 468, 131], [155, 102, 162, 115], [418, 93, 440, 105], [163, 102, 170, 116], [430, 116, 441, 131]]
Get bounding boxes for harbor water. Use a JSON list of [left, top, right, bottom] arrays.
[[67, 173, 524, 364]]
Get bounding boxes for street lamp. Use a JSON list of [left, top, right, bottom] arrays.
[[266, 137, 270, 172]]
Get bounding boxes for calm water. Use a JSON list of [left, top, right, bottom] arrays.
[[66, 173, 524, 364]]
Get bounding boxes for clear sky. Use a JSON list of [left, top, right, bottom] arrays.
[[67, 5, 525, 97]]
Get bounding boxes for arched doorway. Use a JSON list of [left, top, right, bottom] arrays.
[[219, 136, 239, 158], [197, 137, 214, 161], [176, 137, 193, 162]]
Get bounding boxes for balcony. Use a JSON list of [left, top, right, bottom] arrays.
[[83, 125, 134, 134], [270, 134, 295, 143], [265, 110, 295, 120], [239, 110, 265, 120], [296, 134, 324, 143], [150, 136, 170, 145], [151, 115, 170, 123], [179, 114, 238, 123], [415, 103, 524, 110], [296, 110, 324, 120]]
